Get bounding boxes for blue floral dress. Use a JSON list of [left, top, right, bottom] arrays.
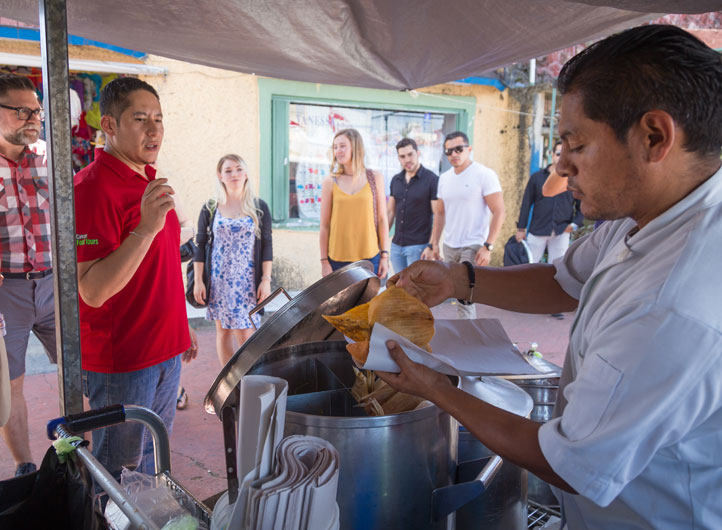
[[206, 212, 261, 330]]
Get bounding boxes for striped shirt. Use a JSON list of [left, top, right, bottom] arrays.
[[0, 141, 52, 273]]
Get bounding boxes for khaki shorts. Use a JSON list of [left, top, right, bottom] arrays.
[[0, 274, 57, 380], [1, 335, 10, 426]]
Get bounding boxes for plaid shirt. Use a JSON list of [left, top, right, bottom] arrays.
[[0, 141, 52, 273]]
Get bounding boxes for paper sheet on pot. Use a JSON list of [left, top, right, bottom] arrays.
[[359, 319, 547, 376]]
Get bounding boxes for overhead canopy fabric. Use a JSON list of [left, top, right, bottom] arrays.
[[4, 1, 721, 90]]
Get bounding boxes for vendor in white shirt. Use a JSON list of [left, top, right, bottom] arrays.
[[378, 24, 722, 529]]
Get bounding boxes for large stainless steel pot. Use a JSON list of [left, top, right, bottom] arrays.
[[205, 262, 501, 530], [246, 340, 476, 530]]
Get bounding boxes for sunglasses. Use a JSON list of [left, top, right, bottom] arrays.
[[444, 145, 468, 156]]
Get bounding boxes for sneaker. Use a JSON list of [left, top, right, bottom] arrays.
[[550, 313, 565, 320], [14, 462, 36, 477]]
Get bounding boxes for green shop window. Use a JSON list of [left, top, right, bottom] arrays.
[[259, 79, 474, 227]]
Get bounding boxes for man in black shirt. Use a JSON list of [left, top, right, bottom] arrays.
[[387, 138, 440, 274], [516, 140, 583, 264]]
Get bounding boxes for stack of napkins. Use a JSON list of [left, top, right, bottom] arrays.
[[211, 377, 340, 530], [244, 435, 340, 530], [212, 375, 288, 530]]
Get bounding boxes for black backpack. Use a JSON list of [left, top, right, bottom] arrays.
[[503, 235, 533, 266]]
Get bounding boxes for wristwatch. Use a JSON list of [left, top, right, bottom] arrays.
[[483, 242, 494, 251]]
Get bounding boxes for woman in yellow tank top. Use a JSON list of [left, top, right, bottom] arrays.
[[319, 128, 390, 278]]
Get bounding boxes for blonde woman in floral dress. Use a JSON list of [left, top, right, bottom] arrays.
[[193, 154, 272, 366]]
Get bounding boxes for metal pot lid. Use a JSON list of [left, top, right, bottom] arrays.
[[205, 261, 380, 417], [459, 375, 534, 418]]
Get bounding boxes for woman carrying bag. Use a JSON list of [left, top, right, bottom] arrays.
[[319, 128, 390, 278], [192, 154, 273, 366]]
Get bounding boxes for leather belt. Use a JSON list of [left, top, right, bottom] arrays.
[[1, 268, 53, 280]]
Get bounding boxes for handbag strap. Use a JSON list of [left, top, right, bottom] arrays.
[[366, 169, 379, 233], [206, 199, 217, 244]]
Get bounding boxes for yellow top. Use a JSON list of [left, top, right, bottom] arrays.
[[328, 181, 378, 262]]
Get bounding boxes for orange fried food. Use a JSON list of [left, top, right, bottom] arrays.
[[323, 285, 435, 364], [367, 286, 434, 351], [346, 341, 370, 364], [322, 302, 371, 342]]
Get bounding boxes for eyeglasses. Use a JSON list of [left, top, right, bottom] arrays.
[[444, 145, 468, 156], [0, 103, 45, 121]]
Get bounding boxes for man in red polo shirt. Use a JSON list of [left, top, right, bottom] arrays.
[[74, 77, 197, 480]]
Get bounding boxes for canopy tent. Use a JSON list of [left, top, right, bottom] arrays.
[[2, 0, 720, 417], [5, 1, 722, 90]]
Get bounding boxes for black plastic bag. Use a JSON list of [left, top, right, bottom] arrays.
[[0, 445, 108, 530]]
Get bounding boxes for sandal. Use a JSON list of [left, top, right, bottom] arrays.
[[176, 387, 188, 410]]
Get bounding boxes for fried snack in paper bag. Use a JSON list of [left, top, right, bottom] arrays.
[[322, 303, 371, 342], [346, 341, 370, 365], [323, 286, 434, 364], [367, 286, 434, 351]]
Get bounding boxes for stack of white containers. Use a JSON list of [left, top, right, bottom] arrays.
[[211, 375, 340, 530]]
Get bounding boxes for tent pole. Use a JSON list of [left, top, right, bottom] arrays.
[[38, 0, 83, 415]]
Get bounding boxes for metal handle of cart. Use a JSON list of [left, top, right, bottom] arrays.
[[248, 286, 293, 329], [47, 404, 173, 530]]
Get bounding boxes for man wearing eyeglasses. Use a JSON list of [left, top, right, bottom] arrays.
[[515, 139, 583, 274], [435, 131, 505, 318], [0, 73, 55, 477]]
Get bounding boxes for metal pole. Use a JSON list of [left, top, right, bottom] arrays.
[[529, 58, 536, 86], [38, 0, 83, 415], [547, 87, 557, 166]]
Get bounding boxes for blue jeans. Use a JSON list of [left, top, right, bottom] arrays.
[[390, 243, 427, 274], [83, 355, 182, 480], [328, 253, 380, 275]]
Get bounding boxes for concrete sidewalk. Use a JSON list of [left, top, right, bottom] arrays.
[[0, 300, 572, 502]]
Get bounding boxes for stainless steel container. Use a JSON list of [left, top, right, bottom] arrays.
[[205, 262, 501, 530], [456, 376, 533, 530], [247, 340, 458, 530], [506, 367, 561, 507]]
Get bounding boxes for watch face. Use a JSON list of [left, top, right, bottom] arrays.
[[485, 243, 494, 251]]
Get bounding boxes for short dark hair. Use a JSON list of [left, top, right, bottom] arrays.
[[444, 131, 469, 146], [558, 24, 722, 158], [100, 77, 159, 120], [0, 74, 35, 99], [396, 137, 418, 152], [552, 140, 562, 152]]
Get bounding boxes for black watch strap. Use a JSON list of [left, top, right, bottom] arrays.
[[457, 260, 476, 306]]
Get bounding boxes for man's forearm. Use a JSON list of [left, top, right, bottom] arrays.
[[431, 211, 444, 245], [431, 384, 575, 493], [486, 207, 505, 245], [78, 234, 153, 307], [470, 263, 577, 314]]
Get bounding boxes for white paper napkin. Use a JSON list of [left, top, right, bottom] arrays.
[[360, 319, 549, 376]]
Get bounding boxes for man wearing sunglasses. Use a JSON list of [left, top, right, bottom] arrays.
[[435, 131, 505, 318], [515, 140, 583, 302], [0, 74, 55, 477]]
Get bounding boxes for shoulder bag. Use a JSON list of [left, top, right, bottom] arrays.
[[185, 199, 217, 308]]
